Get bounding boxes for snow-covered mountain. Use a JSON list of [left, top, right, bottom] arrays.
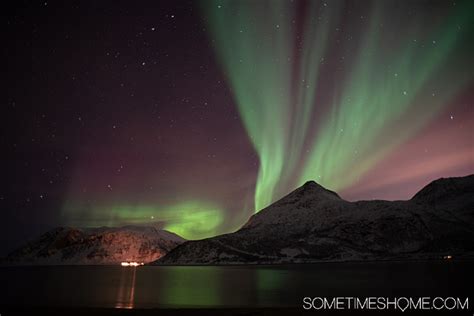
[[154, 175, 474, 265], [4, 226, 185, 265]]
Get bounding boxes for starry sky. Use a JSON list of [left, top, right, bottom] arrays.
[[2, 0, 473, 253]]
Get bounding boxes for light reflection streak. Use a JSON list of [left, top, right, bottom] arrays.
[[115, 267, 137, 309]]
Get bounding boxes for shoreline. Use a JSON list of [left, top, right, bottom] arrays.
[[1, 256, 473, 268]]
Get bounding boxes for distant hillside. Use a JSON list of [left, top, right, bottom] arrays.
[[4, 225, 185, 265]]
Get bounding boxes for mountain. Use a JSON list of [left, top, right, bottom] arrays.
[[4, 226, 185, 265], [154, 175, 474, 265]]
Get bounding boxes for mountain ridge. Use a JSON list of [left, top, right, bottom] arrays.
[[154, 174, 474, 265]]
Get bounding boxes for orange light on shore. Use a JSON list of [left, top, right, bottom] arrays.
[[443, 255, 452, 260], [121, 261, 144, 267]]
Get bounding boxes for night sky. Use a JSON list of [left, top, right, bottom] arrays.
[[2, 0, 473, 253]]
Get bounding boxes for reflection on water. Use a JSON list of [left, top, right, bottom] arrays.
[[115, 267, 137, 309], [0, 261, 471, 309], [161, 267, 221, 307], [257, 268, 288, 305]]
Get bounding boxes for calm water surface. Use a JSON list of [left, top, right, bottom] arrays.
[[0, 261, 471, 309]]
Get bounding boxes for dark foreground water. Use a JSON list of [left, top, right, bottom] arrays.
[[0, 260, 472, 309]]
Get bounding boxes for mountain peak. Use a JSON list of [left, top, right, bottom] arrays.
[[244, 180, 343, 225], [294, 180, 342, 201]]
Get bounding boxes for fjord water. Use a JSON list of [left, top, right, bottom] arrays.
[[0, 261, 471, 309]]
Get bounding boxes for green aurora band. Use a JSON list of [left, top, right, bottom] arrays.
[[62, 201, 224, 240], [202, 0, 473, 212]]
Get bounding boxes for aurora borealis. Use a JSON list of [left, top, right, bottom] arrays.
[[2, 0, 473, 251], [203, 0, 473, 211]]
